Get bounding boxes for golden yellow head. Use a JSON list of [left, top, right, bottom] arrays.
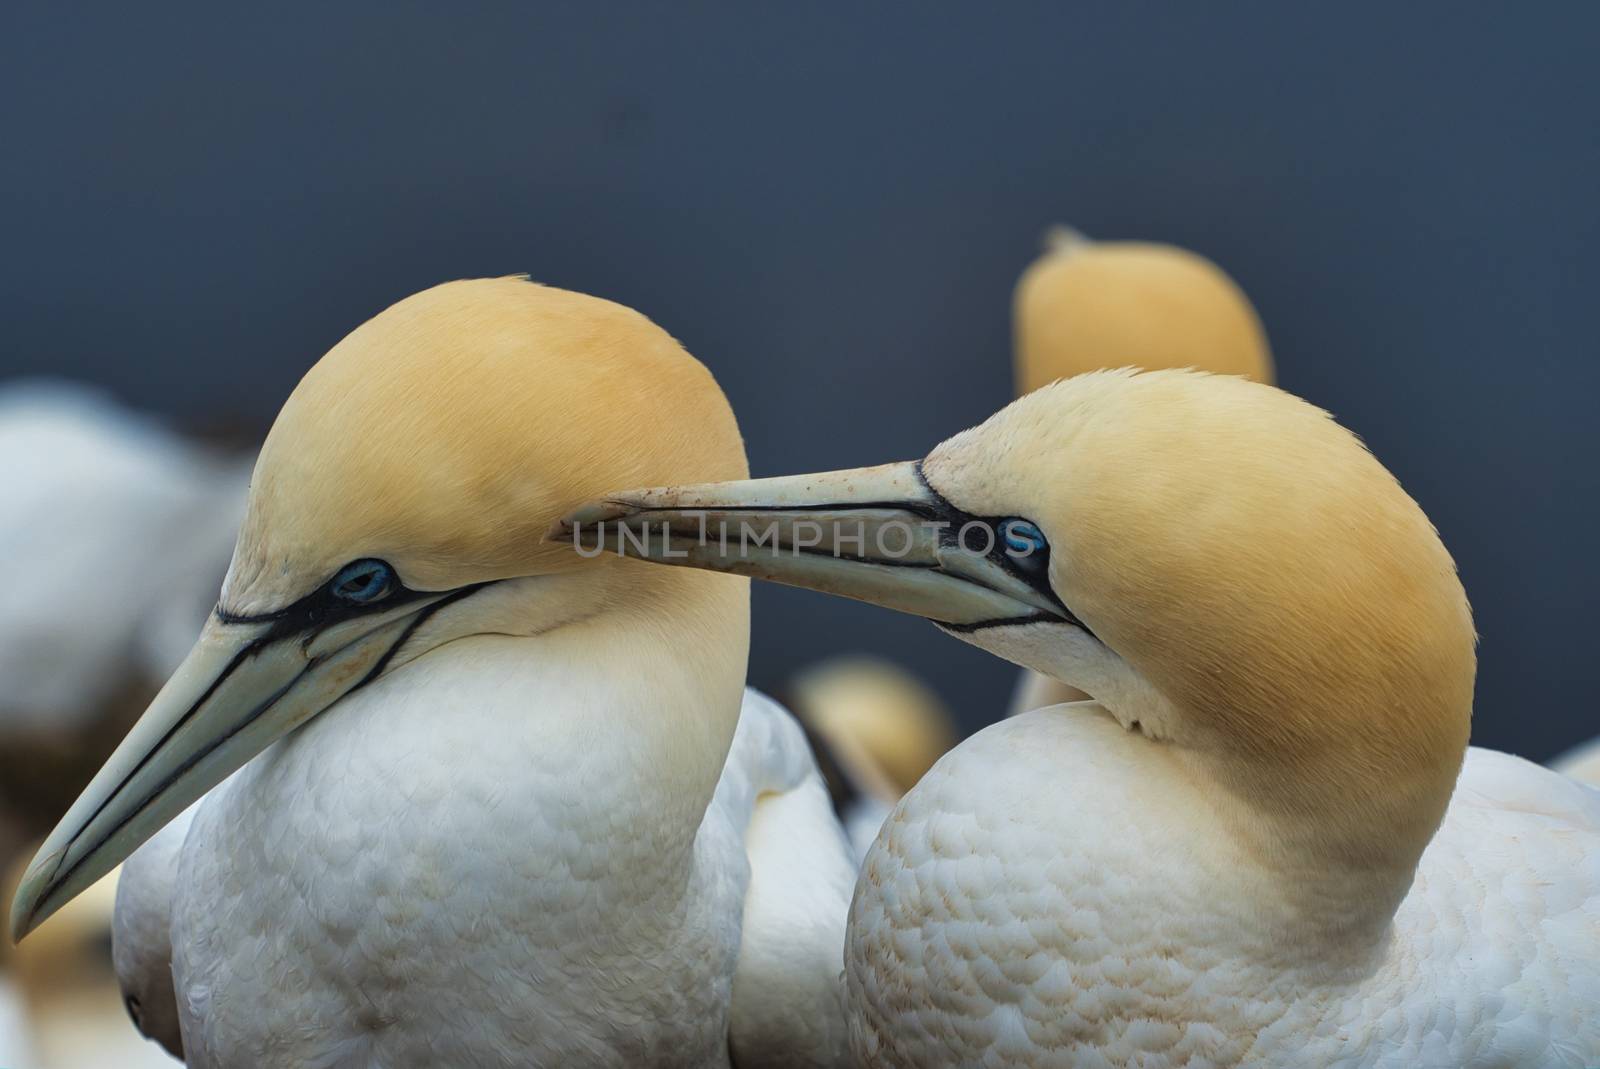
[[10, 276, 750, 942], [929, 369, 1474, 859], [1013, 231, 1273, 395], [227, 276, 747, 613]]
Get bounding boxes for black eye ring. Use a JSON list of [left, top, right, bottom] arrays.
[[330, 559, 396, 604]]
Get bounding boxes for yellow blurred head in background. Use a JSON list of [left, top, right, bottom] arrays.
[[788, 656, 958, 801], [1013, 227, 1273, 394]]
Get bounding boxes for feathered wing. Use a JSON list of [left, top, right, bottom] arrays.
[[719, 689, 856, 1068], [1396, 748, 1600, 1066], [113, 802, 200, 1061]]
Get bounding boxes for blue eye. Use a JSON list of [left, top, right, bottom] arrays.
[[330, 559, 396, 604], [1002, 520, 1048, 560]]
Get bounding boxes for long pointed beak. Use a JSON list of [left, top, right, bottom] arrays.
[[551, 461, 1073, 631], [10, 590, 466, 942]]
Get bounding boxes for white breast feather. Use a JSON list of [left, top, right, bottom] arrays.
[[113, 802, 200, 1060], [158, 644, 853, 1068], [845, 709, 1600, 1068]]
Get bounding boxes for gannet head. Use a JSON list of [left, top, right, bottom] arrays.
[[11, 276, 746, 940], [558, 369, 1474, 880], [1015, 230, 1273, 394]]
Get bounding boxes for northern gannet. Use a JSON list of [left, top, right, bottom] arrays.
[[783, 656, 957, 859], [560, 368, 1600, 1066], [1013, 227, 1272, 396], [12, 278, 856, 1067], [1011, 229, 1273, 716]]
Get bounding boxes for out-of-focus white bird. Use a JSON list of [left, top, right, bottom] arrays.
[[12, 279, 856, 1067], [0, 971, 39, 1069], [1010, 229, 1274, 717], [783, 656, 958, 859], [1, 851, 177, 1068], [0, 383, 246, 859], [572, 369, 1599, 1066], [0, 383, 247, 718]]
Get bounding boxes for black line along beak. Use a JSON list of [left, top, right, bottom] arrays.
[[551, 460, 1085, 634]]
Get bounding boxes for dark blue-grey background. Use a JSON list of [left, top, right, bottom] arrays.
[[4, 4, 1595, 758]]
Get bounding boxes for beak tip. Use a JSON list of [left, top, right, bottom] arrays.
[[8, 854, 58, 944], [9, 905, 34, 945]]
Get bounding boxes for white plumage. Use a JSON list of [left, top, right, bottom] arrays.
[[850, 710, 1599, 1067], [114, 803, 200, 1060], [118, 684, 852, 1068]]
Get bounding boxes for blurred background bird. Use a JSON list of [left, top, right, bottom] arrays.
[[1012, 227, 1273, 397], [0, 384, 246, 864], [0, 856, 176, 1068], [0, 384, 243, 1064]]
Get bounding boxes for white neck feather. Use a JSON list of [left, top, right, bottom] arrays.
[[383, 567, 752, 848], [952, 619, 1417, 948]]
